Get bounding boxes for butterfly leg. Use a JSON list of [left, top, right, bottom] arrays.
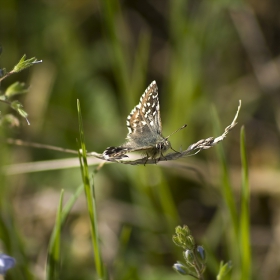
[[160, 151, 168, 161], [159, 146, 167, 161], [143, 153, 150, 166], [154, 151, 161, 164]]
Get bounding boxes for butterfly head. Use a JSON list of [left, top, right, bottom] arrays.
[[156, 138, 171, 151], [155, 124, 187, 156]]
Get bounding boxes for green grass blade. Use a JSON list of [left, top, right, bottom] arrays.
[[216, 261, 232, 280], [46, 189, 64, 280], [47, 185, 84, 250], [77, 99, 105, 279], [46, 185, 83, 279], [239, 126, 251, 280]]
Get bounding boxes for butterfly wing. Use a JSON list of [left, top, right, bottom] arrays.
[[126, 81, 162, 145], [103, 81, 167, 159]]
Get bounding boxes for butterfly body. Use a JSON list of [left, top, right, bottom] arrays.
[[103, 81, 170, 160]]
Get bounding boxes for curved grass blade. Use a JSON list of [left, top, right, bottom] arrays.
[[46, 189, 64, 280], [239, 126, 251, 280], [77, 99, 106, 279]]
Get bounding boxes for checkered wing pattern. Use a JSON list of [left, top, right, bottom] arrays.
[[103, 81, 170, 160], [126, 81, 162, 140]]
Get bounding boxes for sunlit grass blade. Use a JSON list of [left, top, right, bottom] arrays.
[[239, 126, 251, 280], [46, 189, 64, 280], [77, 99, 106, 279], [217, 261, 232, 280]]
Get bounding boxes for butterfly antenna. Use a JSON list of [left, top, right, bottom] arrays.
[[165, 124, 187, 140]]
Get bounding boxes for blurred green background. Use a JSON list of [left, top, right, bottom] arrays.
[[1, 0, 280, 279]]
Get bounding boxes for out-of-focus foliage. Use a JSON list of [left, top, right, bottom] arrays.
[[0, 55, 42, 125], [1, 0, 280, 279]]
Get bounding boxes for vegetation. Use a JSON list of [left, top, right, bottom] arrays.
[[0, 0, 279, 279]]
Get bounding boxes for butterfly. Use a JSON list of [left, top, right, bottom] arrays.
[[103, 81, 185, 161]]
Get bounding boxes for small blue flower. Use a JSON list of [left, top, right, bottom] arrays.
[[196, 246, 206, 262], [0, 254, 16, 275], [173, 262, 188, 275]]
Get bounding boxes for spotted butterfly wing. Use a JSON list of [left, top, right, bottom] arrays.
[[103, 81, 170, 160], [126, 81, 163, 144]]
